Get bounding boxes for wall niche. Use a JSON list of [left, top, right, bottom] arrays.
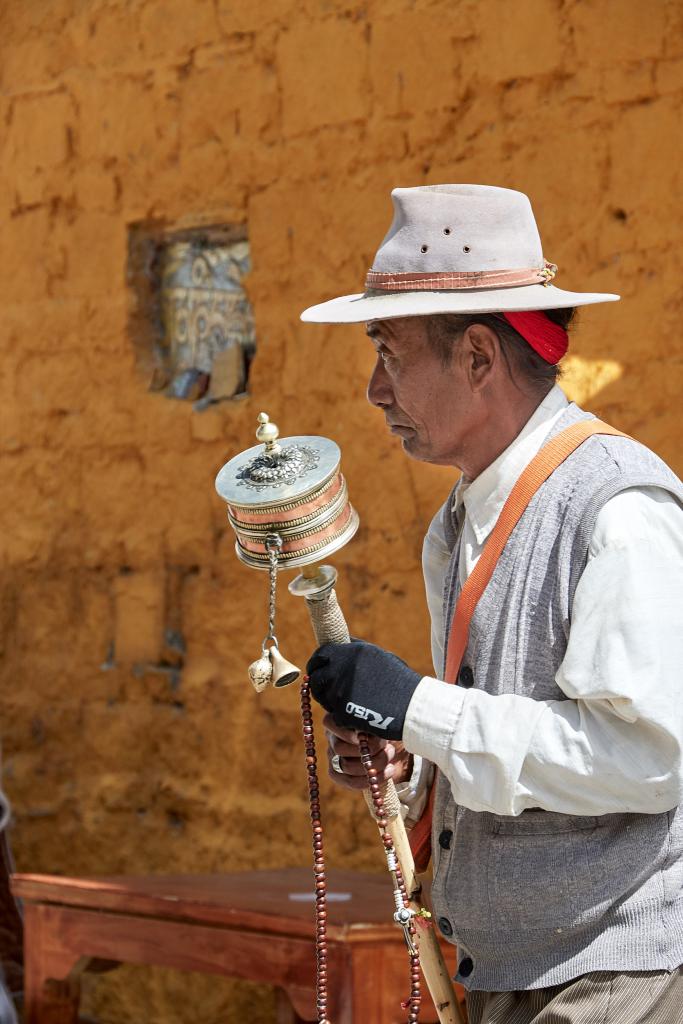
[[127, 222, 255, 408]]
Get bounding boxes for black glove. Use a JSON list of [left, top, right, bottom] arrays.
[[306, 639, 421, 740]]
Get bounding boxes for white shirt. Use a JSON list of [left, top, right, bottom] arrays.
[[401, 385, 683, 819]]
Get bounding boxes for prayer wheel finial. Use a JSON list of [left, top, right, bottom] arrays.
[[255, 412, 280, 455]]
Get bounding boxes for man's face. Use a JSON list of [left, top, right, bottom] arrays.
[[365, 316, 476, 467]]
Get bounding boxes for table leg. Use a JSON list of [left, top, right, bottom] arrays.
[[275, 988, 311, 1023], [347, 943, 444, 1024], [26, 976, 81, 1024], [23, 905, 86, 1024]]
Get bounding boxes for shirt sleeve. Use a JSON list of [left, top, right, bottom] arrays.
[[404, 486, 683, 817], [393, 755, 435, 826]]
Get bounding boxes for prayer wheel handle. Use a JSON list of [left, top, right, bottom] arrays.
[[289, 565, 465, 1024], [289, 566, 404, 819]]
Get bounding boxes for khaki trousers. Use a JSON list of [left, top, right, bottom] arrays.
[[466, 969, 683, 1024]]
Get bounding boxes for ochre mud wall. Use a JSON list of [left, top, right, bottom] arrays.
[[0, 1, 681, 1021]]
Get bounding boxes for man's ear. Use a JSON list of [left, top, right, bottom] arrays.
[[461, 323, 500, 390]]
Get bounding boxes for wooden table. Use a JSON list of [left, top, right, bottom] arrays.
[[12, 868, 460, 1024]]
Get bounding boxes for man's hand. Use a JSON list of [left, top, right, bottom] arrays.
[[324, 714, 414, 791], [306, 638, 421, 740]]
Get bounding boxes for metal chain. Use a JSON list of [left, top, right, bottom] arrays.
[[264, 534, 282, 647]]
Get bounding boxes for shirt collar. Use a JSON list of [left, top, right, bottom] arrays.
[[453, 385, 570, 545]]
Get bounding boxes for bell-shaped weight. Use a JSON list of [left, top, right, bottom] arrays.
[[248, 653, 273, 693], [270, 646, 301, 688]]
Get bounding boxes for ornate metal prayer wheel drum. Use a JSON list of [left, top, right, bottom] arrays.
[[215, 413, 359, 570]]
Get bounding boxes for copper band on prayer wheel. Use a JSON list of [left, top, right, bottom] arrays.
[[227, 473, 345, 527], [236, 501, 354, 562]]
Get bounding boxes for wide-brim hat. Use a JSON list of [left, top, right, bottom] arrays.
[[301, 184, 619, 324]]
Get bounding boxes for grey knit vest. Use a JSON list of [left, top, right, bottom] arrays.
[[431, 403, 683, 991]]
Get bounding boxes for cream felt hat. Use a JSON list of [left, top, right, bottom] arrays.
[[300, 184, 620, 324]]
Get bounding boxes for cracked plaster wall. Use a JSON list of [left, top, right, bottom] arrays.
[[0, 1, 681, 1021]]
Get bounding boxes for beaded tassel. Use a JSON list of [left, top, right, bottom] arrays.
[[300, 678, 330, 1024], [300, 676, 422, 1024], [359, 734, 422, 1023]]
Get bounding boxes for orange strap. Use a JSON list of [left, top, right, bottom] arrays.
[[409, 419, 626, 872]]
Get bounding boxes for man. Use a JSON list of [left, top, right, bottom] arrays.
[[301, 185, 683, 1023]]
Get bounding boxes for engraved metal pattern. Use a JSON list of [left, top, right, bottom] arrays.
[[215, 433, 340, 509], [228, 474, 338, 515], [236, 443, 320, 491]]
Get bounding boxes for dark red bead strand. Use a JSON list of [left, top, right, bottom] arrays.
[[300, 678, 331, 1024], [358, 733, 422, 1024]]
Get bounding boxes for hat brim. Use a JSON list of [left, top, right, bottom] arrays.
[[301, 284, 620, 324]]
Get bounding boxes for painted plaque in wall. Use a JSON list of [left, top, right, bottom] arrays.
[[160, 239, 254, 403]]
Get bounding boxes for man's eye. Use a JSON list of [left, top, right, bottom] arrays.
[[380, 349, 397, 365]]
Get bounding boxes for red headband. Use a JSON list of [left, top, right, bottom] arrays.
[[501, 311, 568, 364]]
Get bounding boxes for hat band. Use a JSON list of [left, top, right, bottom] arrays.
[[365, 261, 557, 292]]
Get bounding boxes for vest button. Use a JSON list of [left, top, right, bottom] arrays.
[[459, 665, 474, 688], [458, 956, 474, 978], [438, 917, 453, 937], [438, 829, 453, 850]]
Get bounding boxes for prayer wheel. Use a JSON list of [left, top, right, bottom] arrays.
[[214, 412, 463, 1024], [215, 412, 359, 570]]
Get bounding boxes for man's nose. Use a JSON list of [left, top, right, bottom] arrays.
[[367, 358, 393, 408]]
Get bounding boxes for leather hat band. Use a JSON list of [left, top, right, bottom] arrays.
[[365, 261, 557, 292]]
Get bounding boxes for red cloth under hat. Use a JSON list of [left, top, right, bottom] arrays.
[[501, 311, 568, 364]]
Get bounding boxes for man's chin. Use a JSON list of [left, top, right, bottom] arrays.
[[387, 425, 445, 464], [399, 433, 429, 461], [399, 433, 454, 467]]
